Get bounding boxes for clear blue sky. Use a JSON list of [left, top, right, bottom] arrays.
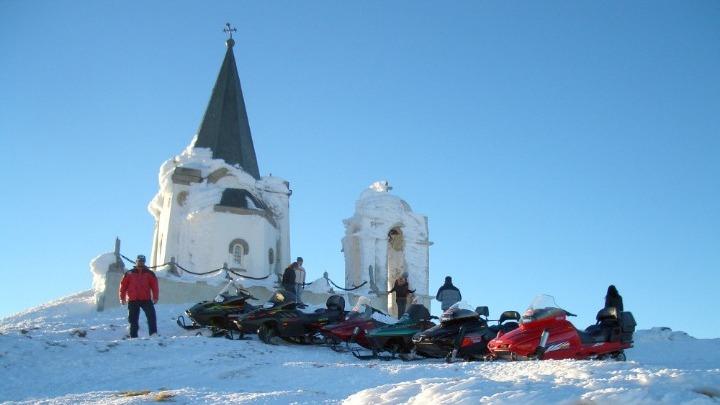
[[1, 1, 718, 338]]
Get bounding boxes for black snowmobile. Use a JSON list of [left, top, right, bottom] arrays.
[[233, 290, 347, 344], [176, 279, 260, 337], [412, 302, 521, 362], [354, 303, 436, 360]]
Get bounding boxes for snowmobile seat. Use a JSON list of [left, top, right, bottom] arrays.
[[475, 306, 489, 317], [406, 304, 431, 322], [596, 307, 618, 323], [577, 328, 608, 344], [583, 309, 621, 343], [619, 311, 636, 342], [497, 311, 520, 332], [498, 311, 520, 324], [326, 295, 346, 312]]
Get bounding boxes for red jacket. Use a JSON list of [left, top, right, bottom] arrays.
[[119, 266, 159, 302]]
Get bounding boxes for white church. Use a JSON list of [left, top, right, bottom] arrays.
[[91, 33, 431, 316]]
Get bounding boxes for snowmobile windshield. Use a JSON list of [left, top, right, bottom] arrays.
[[521, 294, 565, 324], [347, 305, 375, 320], [440, 301, 477, 323], [348, 297, 374, 320], [351, 296, 371, 312]]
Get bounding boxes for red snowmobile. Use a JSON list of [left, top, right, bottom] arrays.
[[487, 294, 636, 361], [320, 296, 396, 352]]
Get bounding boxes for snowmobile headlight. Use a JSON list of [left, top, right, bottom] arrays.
[[214, 295, 225, 303], [353, 326, 360, 336]]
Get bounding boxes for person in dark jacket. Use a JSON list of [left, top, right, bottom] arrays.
[[282, 262, 297, 293], [436, 276, 462, 311], [605, 285, 624, 312], [389, 272, 415, 317], [119, 254, 159, 338]]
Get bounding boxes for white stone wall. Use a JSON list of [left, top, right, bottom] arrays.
[[148, 147, 290, 294], [342, 182, 431, 316]]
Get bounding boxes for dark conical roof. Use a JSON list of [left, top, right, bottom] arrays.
[[193, 39, 260, 179]]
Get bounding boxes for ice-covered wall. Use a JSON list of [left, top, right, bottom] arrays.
[[342, 181, 431, 315], [148, 143, 291, 292], [89, 252, 124, 311]]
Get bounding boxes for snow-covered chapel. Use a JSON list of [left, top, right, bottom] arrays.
[[147, 35, 291, 281], [91, 32, 431, 314]]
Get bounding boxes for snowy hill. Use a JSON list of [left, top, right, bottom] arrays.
[[1, 292, 719, 404]]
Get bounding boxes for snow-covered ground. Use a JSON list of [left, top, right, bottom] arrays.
[[1, 292, 719, 404]]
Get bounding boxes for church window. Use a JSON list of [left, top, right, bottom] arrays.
[[232, 244, 244, 265], [176, 191, 189, 206], [228, 238, 249, 267], [268, 248, 274, 265]]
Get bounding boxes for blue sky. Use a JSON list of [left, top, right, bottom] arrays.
[[1, 1, 718, 338]]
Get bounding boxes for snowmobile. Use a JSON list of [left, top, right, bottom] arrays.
[[233, 290, 347, 344], [320, 296, 397, 352], [412, 302, 521, 362], [487, 294, 636, 361], [176, 278, 260, 337], [353, 303, 436, 360]]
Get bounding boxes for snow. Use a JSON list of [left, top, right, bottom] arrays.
[[89, 253, 117, 302], [304, 276, 334, 295], [1, 292, 719, 404], [343, 181, 431, 314]]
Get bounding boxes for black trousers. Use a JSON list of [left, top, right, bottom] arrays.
[[396, 298, 408, 318], [128, 300, 157, 338]]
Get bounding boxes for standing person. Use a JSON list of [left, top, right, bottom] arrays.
[[389, 272, 415, 317], [605, 285, 624, 312], [436, 276, 462, 311], [293, 257, 306, 303], [282, 262, 297, 294], [119, 254, 159, 338]]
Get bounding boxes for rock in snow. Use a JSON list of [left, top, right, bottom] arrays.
[[1, 292, 719, 404]]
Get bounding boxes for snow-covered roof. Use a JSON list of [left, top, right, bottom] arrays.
[[354, 180, 413, 217]]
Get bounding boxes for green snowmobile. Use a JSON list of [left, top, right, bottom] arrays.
[[354, 303, 436, 360]]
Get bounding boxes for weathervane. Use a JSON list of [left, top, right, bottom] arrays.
[[223, 23, 237, 39]]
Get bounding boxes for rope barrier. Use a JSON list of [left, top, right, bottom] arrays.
[[119, 254, 169, 269], [121, 252, 365, 290], [174, 262, 225, 276], [121, 252, 272, 280], [326, 277, 367, 292], [227, 268, 270, 280]]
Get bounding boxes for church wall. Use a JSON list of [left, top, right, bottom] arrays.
[[256, 184, 290, 275], [174, 210, 279, 282]]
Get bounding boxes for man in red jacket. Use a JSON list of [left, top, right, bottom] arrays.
[[119, 254, 159, 338]]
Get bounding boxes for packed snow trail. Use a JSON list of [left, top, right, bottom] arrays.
[[1, 291, 719, 404]]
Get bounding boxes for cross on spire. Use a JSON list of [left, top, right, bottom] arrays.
[[223, 23, 237, 39]]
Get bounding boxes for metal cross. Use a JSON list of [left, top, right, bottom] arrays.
[[223, 23, 237, 39]]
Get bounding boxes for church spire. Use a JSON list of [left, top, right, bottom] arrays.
[[193, 23, 260, 179]]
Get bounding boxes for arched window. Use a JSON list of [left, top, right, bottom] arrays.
[[228, 238, 249, 269], [233, 243, 245, 265]]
